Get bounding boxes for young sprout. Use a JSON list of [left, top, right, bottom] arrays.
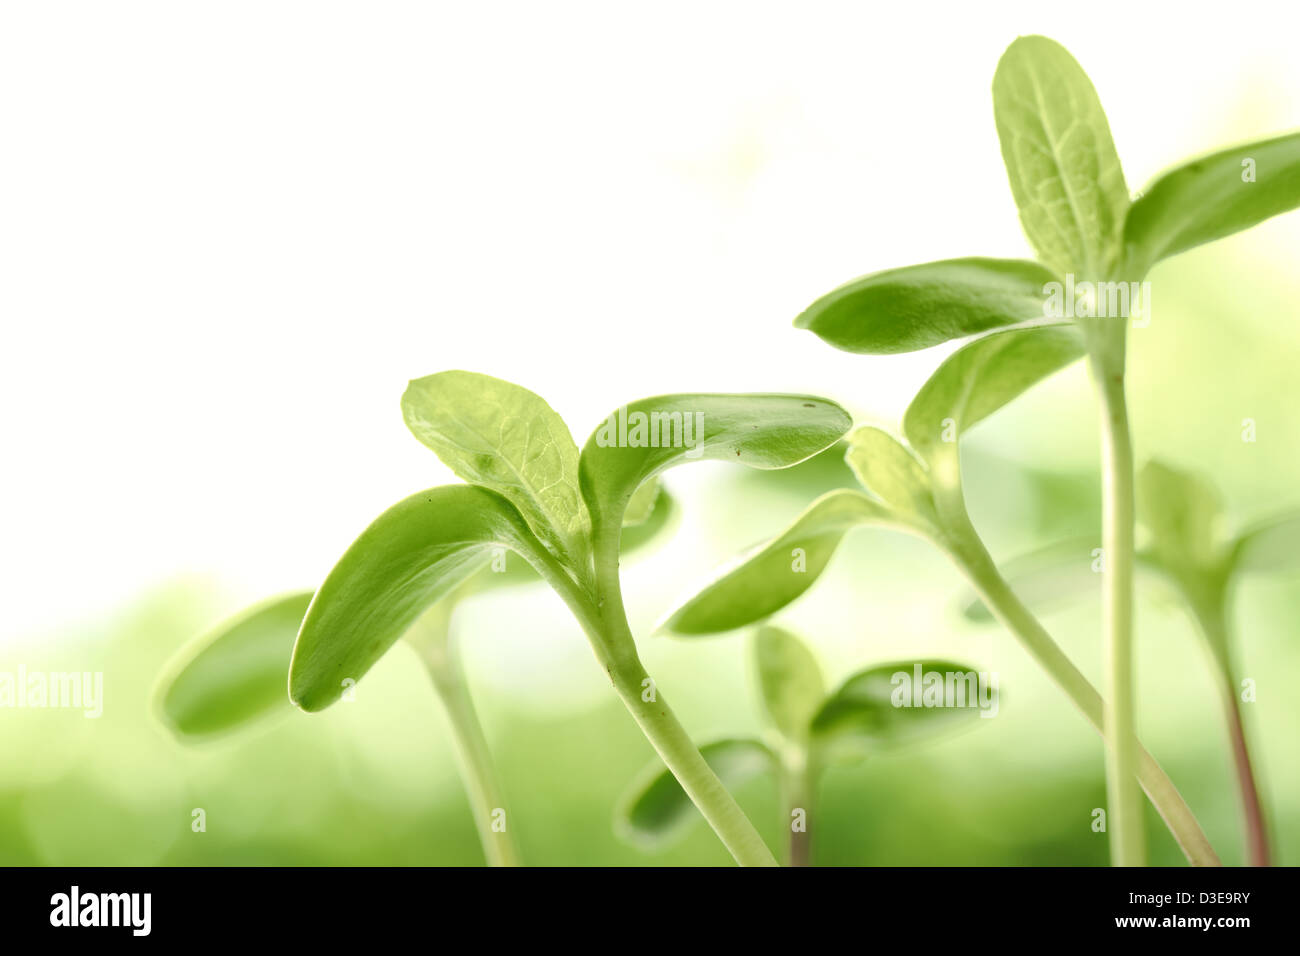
[[155, 481, 675, 867], [618, 627, 991, 865], [284, 371, 851, 866], [791, 35, 1300, 864], [659, 333, 1219, 865], [959, 459, 1299, 866]]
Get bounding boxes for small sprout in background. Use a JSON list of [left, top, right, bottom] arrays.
[[618, 627, 992, 865], [960, 459, 1299, 866], [657, 343, 1220, 866]]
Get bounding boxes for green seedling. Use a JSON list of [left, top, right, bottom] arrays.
[[659, 338, 1219, 865], [618, 626, 992, 865], [790, 35, 1300, 864], [155, 480, 675, 867], [959, 459, 1299, 865], [281, 371, 849, 867]]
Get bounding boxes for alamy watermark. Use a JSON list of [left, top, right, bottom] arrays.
[[890, 664, 999, 718], [0, 666, 103, 718], [594, 406, 705, 458], [1043, 274, 1151, 325]]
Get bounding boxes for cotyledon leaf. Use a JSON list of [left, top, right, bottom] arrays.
[[1124, 132, 1300, 278], [1231, 511, 1300, 575], [794, 257, 1060, 354], [753, 627, 825, 746], [992, 35, 1129, 278], [156, 591, 314, 740], [401, 371, 591, 571], [660, 489, 906, 636], [845, 426, 938, 528], [811, 659, 995, 761], [903, 325, 1085, 463], [616, 738, 776, 846], [1137, 460, 1224, 570], [579, 393, 852, 547], [289, 485, 558, 712]]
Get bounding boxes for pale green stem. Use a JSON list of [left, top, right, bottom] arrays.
[[778, 751, 814, 867], [1086, 332, 1146, 866], [407, 605, 521, 867], [1189, 598, 1270, 866], [540, 522, 778, 867], [936, 496, 1220, 866]]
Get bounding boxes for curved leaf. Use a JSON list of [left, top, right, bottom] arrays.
[[992, 35, 1129, 278], [1124, 132, 1300, 277], [156, 591, 313, 740], [845, 426, 938, 527], [794, 257, 1059, 354], [660, 489, 901, 636], [1137, 460, 1224, 570], [579, 393, 852, 539], [811, 659, 995, 760], [1231, 511, 1300, 575], [616, 738, 776, 847], [753, 627, 825, 745], [903, 325, 1085, 462], [402, 371, 590, 571], [289, 485, 557, 712], [619, 482, 679, 558]]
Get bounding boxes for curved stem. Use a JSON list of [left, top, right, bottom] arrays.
[[407, 605, 521, 867], [939, 502, 1219, 866], [1087, 337, 1146, 866], [546, 521, 778, 867], [1192, 601, 1270, 866]]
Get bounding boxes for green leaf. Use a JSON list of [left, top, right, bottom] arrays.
[[1231, 511, 1300, 575], [753, 627, 825, 745], [811, 659, 995, 760], [579, 393, 852, 542], [1124, 132, 1300, 277], [795, 257, 1059, 354], [616, 738, 776, 846], [992, 35, 1129, 278], [1136, 460, 1224, 570], [903, 325, 1085, 462], [623, 476, 662, 526], [156, 591, 313, 740], [402, 371, 590, 571], [845, 426, 938, 527], [660, 489, 898, 636], [289, 485, 557, 712], [619, 482, 678, 558]]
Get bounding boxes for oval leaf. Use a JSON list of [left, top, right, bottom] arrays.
[[1137, 460, 1224, 570], [845, 426, 938, 527], [660, 489, 899, 636], [903, 325, 1085, 462], [1124, 132, 1300, 278], [811, 659, 995, 760], [157, 591, 313, 740], [1231, 511, 1300, 575], [958, 538, 1100, 622], [402, 371, 590, 571], [993, 36, 1129, 278], [753, 627, 825, 745], [795, 257, 1059, 354], [579, 393, 852, 540], [616, 738, 776, 847], [289, 485, 557, 712]]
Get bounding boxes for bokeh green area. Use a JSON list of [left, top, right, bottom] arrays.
[[2, 249, 1298, 867]]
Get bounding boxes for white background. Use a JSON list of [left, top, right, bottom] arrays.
[[3, 1, 1299, 640]]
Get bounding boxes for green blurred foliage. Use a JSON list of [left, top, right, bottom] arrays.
[[1, 253, 1298, 865]]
